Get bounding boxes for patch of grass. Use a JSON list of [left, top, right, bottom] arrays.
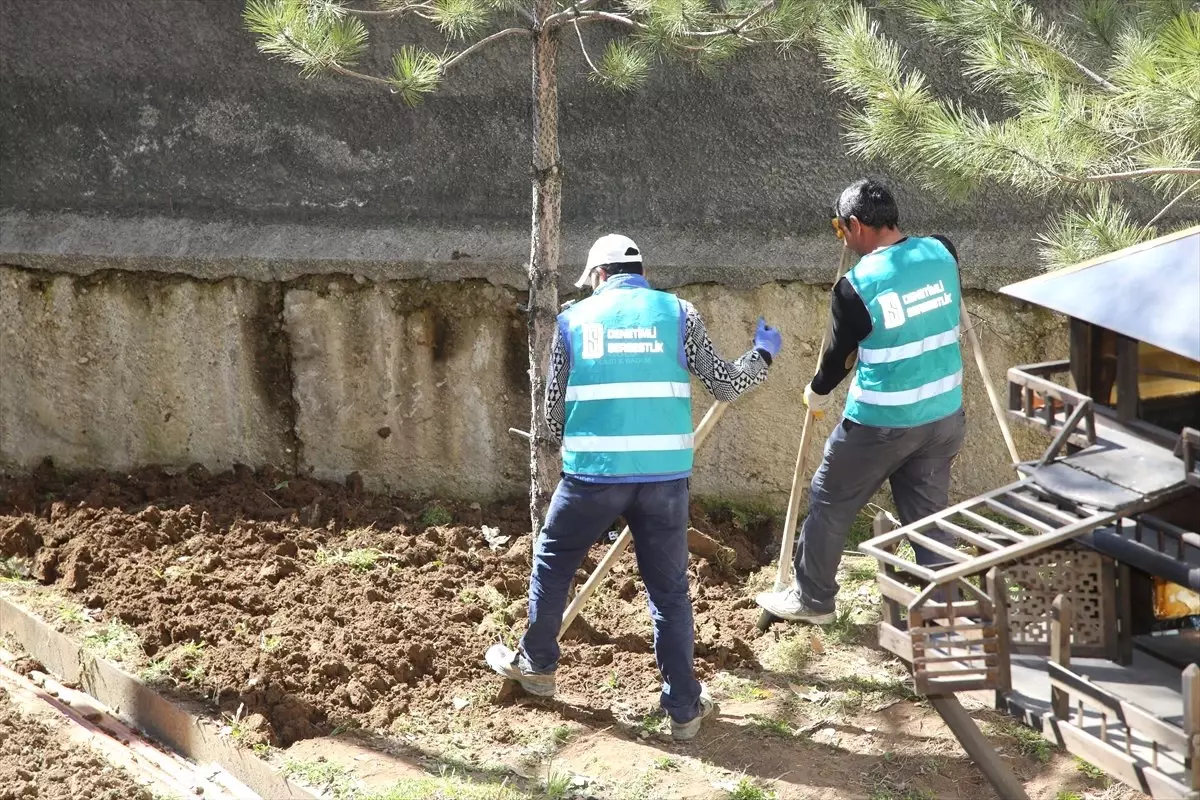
[[1055, 793, 1085, 800], [987, 719, 1052, 763], [762, 631, 813, 677], [549, 725, 573, 747], [543, 768, 572, 799], [602, 671, 621, 691], [712, 673, 772, 702], [260, 634, 282, 653], [316, 547, 384, 572], [652, 755, 678, 771], [56, 601, 88, 626], [727, 776, 777, 800], [617, 773, 661, 800], [362, 772, 531, 800], [845, 512, 881, 550], [748, 714, 794, 738], [282, 757, 359, 800], [834, 674, 917, 702], [824, 604, 873, 645], [0, 556, 31, 582], [635, 709, 666, 737], [1076, 757, 1109, 782], [869, 788, 935, 800], [840, 556, 877, 586], [81, 620, 143, 663], [696, 498, 779, 532], [421, 505, 453, 527], [138, 659, 171, 684]]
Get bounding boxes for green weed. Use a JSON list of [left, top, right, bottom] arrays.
[[762, 631, 813, 677], [727, 777, 777, 800], [0, 556, 31, 582], [139, 659, 171, 684], [56, 602, 87, 626], [988, 719, 1052, 763], [316, 548, 383, 572], [543, 768, 572, 799], [260, 634, 282, 653], [652, 756, 678, 771], [282, 757, 359, 800], [1055, 793, 1084, 800], [748, 714, 793, 738], [361, 772, 529, 800], [81, 621, 143, 664], [421, 505, 453, 527], [869, 788, 935, 800], [1076, 757, 1109, 782]]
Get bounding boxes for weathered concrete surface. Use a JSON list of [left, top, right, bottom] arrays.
[[0, 0, 1060, 284], [681, 283, 1066, 504], [0, 266, 1061, 505], [283, 279, 530, 499], [0, 266, 294, 474], [0, 211, 1044, 293]]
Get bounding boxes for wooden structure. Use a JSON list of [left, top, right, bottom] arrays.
[[860, 227, 1200, 800]]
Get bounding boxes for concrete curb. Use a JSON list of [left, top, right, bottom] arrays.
[[0, 596, 318, 800]]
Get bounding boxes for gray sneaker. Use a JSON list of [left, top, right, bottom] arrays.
[[485, 644, 556, 697], [755, 588, 836, 625], [671, 691, 718, 742]]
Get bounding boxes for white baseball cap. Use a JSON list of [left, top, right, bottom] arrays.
[[574, 234, 643, 288]]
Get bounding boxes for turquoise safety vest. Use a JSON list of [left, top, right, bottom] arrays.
[[843, 237, 964, 428], [560, 274, 694, 482]]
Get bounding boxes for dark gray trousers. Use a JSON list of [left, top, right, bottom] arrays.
[[794, 408, 967, 612]]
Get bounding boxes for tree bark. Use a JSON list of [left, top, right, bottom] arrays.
[[526, 14, 561, 535]]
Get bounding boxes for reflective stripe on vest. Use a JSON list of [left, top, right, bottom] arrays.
[[843, 237, 964, 428], [562, 433, 695, 452], [858, 326, 960, 365], [564, 381, 692, 402], [560, 276, 694, 479], [849, 369, 963, 406]]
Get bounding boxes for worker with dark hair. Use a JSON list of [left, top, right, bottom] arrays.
[[756, 178, 967, 624], [487, 234, 781, 741]]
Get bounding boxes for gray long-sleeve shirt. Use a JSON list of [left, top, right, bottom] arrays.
[[545, 300, 770, 443]]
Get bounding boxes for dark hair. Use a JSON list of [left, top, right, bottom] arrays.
[[834, 178, 899, 229], [601, 263, 644, 277]]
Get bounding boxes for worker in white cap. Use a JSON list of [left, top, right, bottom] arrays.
[[488, 233, 782, 742]]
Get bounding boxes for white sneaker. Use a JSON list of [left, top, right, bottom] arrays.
[[671, 690, 718, 742], [755, 588, 836, 625], [485, 644, 556, 697]]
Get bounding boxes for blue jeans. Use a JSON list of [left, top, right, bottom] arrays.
[[519, 476, 702, 723]]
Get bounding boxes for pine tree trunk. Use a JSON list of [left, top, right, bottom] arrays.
[[526, 17, 561, 535]]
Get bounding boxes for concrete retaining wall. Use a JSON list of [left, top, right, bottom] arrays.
[[0, 264, 1063, 505]]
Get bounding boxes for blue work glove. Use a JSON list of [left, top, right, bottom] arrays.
[[753, 317, 782, 359]]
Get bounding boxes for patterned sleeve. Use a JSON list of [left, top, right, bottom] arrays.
[[682, 301, 770, 402], [544, 326, 568, 444]]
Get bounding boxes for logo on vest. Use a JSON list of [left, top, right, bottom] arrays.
[[879, 291, 906, 329], [581, 323, 605, 359]]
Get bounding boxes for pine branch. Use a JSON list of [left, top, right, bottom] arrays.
[[1144, 177, 1200, 228], [1068, 165, 1200, 183], [441, 26, 531, 70], [572, 17, 602, 75]]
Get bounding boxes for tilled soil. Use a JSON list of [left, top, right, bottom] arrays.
[[0, 464, 775, 748], [0, 688, 154, 800]]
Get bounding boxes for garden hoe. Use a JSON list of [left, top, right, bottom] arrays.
[[756, 244, 853, 632]]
